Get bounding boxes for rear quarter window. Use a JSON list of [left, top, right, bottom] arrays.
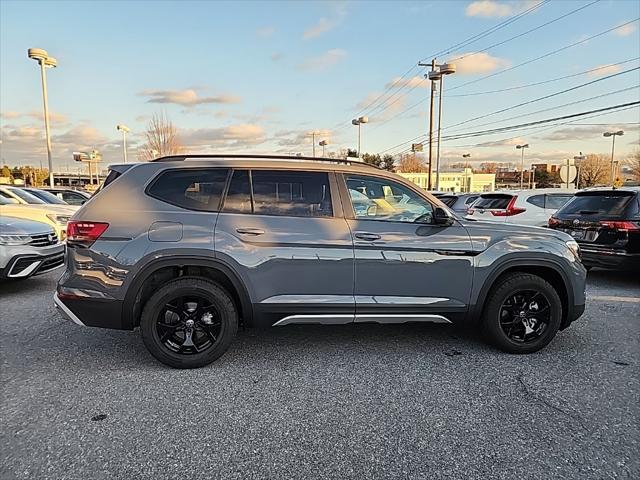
[[147, 168, 229, 211], [526, 195, 545, 208], [545, 194, 573, 210]]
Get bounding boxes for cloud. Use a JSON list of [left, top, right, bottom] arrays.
[[303, 3, 347, 39], [180, 124, 266, 148], [465, 1, 513, 18], [613, 23, 637, 37], [1, 110, 68, 125], [270, 52, 284, 62], [273, 129, 333, 148], [538, 125, 636, 142], [1, 111, 22, 120], [449, 52, 510, 75], [587, 64, 622, 78], [384, 76, 427, 89], [466, 1, 541, 18], [140, 89, 241, 106], [476, 137, 527, 147], [298, 49, 347, 71], [256, 26, 276, 38]]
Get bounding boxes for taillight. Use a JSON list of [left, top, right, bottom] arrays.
[[491, 196, 526, 216], [67, 221, 109, 247], [548, 217, 561, 227], [600, 221, 640, 231]]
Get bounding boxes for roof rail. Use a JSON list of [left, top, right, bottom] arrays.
[[150, 154, 381, 169]]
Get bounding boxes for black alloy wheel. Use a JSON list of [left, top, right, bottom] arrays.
[[156, 295, 222, 354], [498, 290, 551, 343], [141, 277, 238, 368]]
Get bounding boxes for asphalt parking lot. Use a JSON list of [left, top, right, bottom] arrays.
[[1, 270, 638, 480]]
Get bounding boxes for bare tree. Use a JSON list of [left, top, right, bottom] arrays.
[[625, 149, 640, 182], [397, 153, 427, 173], [577, 153, 609, 187], [138, 112, 183, 161]]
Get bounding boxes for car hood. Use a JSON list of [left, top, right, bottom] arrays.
[[458, 218, 573, 251], [0, 216, 55, 235]]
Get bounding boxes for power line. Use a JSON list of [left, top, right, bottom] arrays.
[[339, 0, 550, 129], [443, 66, 640, 132], [381, 102, 639, 155], [442, 101, 640, 141], [445, 85, 638, 132], [370, 63, 639, 134], [449, 0, 600, 63], [448, 18, 640, 93], [446, 57, 640, 97]]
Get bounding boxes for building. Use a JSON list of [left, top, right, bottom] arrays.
[[398, 168, 496, 193], [495, 170, 536, 190], [532, 163, 559, 174]]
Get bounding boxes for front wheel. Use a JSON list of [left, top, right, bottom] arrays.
[[140, 277, 238, 368], [482, 273, 562, 354]]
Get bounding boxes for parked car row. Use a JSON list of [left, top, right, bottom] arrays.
[[438, 187, 639, 271], [0, 186, 91, 280]]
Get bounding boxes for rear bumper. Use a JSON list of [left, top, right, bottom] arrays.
[[54, 287, 126, 329], [580, 248, 640, 270]]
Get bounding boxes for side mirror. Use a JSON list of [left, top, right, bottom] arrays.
[[433, 207, 453, 226]]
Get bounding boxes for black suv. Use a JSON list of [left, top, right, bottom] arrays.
[[549, 187, 640, 270]]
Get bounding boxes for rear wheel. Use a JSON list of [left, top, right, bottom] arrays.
[[482, 273, 562, 354], [140, 277, 238, 368]]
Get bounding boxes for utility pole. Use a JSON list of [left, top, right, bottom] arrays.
[[419, 59, 437, 190]]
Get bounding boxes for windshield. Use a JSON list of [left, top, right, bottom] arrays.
[[5, 188, 46, 204], [25, 188, 68, 205]]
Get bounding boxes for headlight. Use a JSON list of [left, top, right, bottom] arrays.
[[0, 235, 31, 246], [46, 214, 71, 225], [566, 240, 581, 260]]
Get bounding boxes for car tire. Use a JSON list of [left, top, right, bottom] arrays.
[[482, 272, 562, 354], [140, 277, 238, 369]]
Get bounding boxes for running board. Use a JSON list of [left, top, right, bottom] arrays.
[[272, 314, 451, 326]]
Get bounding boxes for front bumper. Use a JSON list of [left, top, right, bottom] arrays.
[[580, 248, 640, 270], [0, 243, 65, 279]]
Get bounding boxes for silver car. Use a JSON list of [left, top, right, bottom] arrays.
[[55, 155, 587, 368], [0, 216, 65, 279]]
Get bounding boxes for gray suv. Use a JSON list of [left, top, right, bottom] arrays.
[[55, 155, 586, 368]]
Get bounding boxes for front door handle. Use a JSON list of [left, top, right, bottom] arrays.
[[354, 232, 381, 241], [236, 227, 265, 236]]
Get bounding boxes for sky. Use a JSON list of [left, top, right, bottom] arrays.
[[1, 0, 639, 172]]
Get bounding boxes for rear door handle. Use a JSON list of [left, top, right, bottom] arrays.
[[354, 232, 381, 241], [236, 227, 265, 236]]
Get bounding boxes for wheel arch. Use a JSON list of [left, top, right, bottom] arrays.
[[122, 256, 253, 329], [471, 258, 574, 329]]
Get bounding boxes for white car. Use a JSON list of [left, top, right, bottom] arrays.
[[0, 194, 76, 240], [466, 189, 575, 227]]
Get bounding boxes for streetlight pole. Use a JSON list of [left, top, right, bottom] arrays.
[[516, 143, 529, 189], [603, 130, 624, 186], [319, 140, 328, 156], [462, 153, 471, 193], [116, 124, 130, 163], [529, 165, 536, 189], [574, 153, 585, 189], [28, 48, 57, 187], [352, 116, 368, 158]]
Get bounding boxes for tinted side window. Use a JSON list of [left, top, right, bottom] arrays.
[[251, 170, 333, 217], [148, 168, 229, 211], [222, 170, 252, 213], [526, 195, 545, 208], [346, 175, 434, 223], [545, 194, 572, 210]]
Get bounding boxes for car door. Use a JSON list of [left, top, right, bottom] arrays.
[[214, 168, 355, 325], [339, 172, 474, 323]]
